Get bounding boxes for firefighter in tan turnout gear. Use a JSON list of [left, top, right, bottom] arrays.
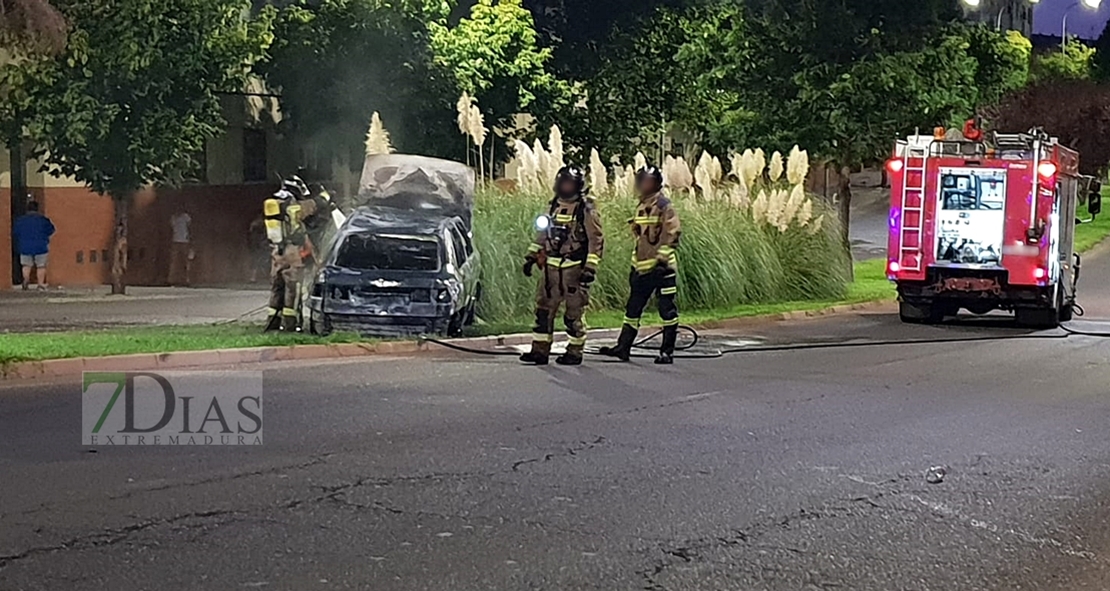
[[600, 165, 682, 364], [520, 166, 605, 366], [263, 175, 326, 332]]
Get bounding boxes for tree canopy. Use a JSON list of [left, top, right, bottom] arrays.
[[1, 0, 271, 292]]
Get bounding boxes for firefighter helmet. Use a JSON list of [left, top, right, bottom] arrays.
[[282, 175, 310, 198], [554, 165, 586, 198], [635, 165, 663, 193]]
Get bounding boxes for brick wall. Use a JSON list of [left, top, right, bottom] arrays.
[[0, 184, 272, 288], [40, 188, 115, 286]]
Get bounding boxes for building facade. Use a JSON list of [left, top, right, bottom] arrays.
[[1, 92, 294, 289], [962, 0, 1035, 37]]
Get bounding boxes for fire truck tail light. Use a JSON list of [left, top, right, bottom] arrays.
[[888, 261, 901, 274], [1037, 161, 1057, 179], [886, 159, 904, 174], [1034, 267, 1047, 280]]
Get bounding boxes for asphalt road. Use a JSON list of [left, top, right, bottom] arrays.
[[5, 254, 1110, 590]]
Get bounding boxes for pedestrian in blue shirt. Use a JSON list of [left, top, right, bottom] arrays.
[[13, 201, 56, 291]]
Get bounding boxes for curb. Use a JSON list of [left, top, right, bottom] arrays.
[[1, 299, 895, 382]]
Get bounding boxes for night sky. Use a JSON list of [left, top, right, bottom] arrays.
[[1033, 0, 1110, 39]]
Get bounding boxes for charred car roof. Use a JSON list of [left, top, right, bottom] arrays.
[[340, 206, 458, 238]]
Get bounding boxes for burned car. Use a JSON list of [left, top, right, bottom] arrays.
[[304, 155, 481, 337]]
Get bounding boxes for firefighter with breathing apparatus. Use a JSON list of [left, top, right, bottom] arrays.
[[520, 166, 605, 366], [262, 175, 334, 332], [599, 165, 682, 364]]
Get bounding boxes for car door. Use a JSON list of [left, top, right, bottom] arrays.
[[446, 222, 476, 307]]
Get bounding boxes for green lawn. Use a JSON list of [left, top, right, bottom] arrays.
[[0, 325, 365, 366], [3, 214, 1109, 365]]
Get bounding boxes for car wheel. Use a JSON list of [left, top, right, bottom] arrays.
[[447, 313, 464, 338]]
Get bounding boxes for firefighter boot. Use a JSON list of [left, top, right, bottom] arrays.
[[280, 313, 301, 333], [556, 344, 584, 366], [599, 325, 637, 362], [655, 324, 678, 365], [520, 340, 551, 365], [263, 311, 282, 333]]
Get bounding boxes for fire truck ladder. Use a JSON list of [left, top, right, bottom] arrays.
[[898, 142, 930, 272]]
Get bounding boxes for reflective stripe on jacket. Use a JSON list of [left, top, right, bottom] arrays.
[[629, 192, 681, 273]]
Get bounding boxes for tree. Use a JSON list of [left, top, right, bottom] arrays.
[[429, 0, 569, 150], [0, 0, 66, 54], [5, 0, 271, 293], [563, 5, 697, 161], [1030, 40, 1095, 84], [258, 0, 459, 171], [963, 27, 1030, 106], [985, 80, 1110, 175]]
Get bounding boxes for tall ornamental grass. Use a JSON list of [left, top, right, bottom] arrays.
[[472, 189, 850, 326]]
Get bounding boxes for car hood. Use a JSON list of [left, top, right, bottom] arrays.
[[319, 267, 450, 289]]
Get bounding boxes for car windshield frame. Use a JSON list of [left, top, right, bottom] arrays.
[[333, 232, 442, 272]]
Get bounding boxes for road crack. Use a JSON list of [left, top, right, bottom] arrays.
[[0, 509, 244, 570], [510, 435, 608, 472]]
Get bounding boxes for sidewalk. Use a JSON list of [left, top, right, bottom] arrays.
[[0, 285, 269, 332]]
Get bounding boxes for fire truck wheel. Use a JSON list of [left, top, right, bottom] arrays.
[[899, 301, 948, 324], [1015, 306, 1059, 329], [1057, 288, 1074, 323]]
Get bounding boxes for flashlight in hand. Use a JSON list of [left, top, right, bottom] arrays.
[[534, 214, 552, 232]]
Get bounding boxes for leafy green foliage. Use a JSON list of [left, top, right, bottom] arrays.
[[6, 0, 271, 198], [1030, 40, 1095, 85], [429, 0, 568, 132], [571, 2, 1029, 170], [963, 27, 1031, 105], [563, 6, 696, 161]]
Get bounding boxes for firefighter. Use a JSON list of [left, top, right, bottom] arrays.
[[520, 165, 605, 366], [599, 165, 682, 364], [263, 175, 322, 332]]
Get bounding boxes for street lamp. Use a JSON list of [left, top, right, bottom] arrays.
[[1063, 0, 1102, 51]]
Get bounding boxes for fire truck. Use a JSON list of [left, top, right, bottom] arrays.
[[885, 124, 1102, 327]]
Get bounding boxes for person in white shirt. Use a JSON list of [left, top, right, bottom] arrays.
[[169, 206, 193, 286]]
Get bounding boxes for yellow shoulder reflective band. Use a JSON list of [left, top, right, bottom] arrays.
[[528, 243, 542, 254]]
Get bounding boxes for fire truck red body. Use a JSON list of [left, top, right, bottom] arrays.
[[885, 127, 1098, 327]]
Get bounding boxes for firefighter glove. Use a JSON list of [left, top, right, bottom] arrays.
[[523, 258, 536, 277], [580, 267, 596, 286]]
